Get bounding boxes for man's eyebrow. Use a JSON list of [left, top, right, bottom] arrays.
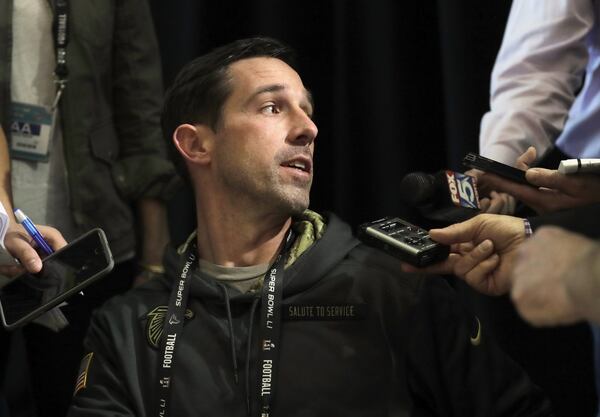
[[244, 84, 286, 106], [245, 84, 314, 114]]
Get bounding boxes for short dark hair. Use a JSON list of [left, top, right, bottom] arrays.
[[161, 37, 298, 176]]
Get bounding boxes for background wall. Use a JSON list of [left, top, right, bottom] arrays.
[[149, 0, 510, 234]]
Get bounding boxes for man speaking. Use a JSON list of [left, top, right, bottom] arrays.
[[68, 37, 551, 416]]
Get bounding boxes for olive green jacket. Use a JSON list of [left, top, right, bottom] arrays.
[[0, 0, 180, 258]]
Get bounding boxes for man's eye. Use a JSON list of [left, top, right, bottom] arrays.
[[262, 104, 280, 114]]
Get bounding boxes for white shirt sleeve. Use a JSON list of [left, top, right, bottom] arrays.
[[479, 0, 594, 165]]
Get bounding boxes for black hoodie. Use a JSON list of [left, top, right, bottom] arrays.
[[68, 213, 552, 417]]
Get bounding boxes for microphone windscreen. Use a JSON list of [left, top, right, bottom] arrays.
[[398, 172, 436, 206]]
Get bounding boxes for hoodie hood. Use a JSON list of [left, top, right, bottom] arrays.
[[161, 212, 359, 304]]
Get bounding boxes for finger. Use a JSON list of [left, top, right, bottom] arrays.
[[525, 168, 566, 189], [493, 192, 516, 215], [506, 194, 517, 214], [479, 198, 491, 212], [448, 242, 475, 255], [455, 242, 475, 254], [463, 253, 502, 295], [36, 225, 68, 251], [524, 168, 599, 203], [484, 192, 507, 214], [428, 217, 482, 245], [4, 238, 43, 273], [454, 239, 495, 277], [515, 146, 537, 170]]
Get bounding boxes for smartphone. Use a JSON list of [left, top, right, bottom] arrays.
[[0, 228, 114, 330], [357, 217, 449, 267], [462, 152, 531, 186]]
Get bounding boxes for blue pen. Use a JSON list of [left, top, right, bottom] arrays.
[[14, 209, 54, 256]]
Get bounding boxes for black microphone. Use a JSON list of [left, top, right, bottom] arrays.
[[399, 170, 481, 226]]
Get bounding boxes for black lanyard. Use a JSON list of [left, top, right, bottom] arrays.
[[154, 247, 197, 417], [153, 231, 293, 417], [51, 0, 69, 109], [256, 230, 293, 417]]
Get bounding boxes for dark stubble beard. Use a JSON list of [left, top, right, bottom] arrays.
[[269, 146, 313, 215], [218, 148, 313, 217]]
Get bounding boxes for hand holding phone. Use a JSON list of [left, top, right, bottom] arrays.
[[0, 228, 114, 330]]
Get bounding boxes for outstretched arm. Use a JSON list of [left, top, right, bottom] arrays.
[[479, 0, 592, 165], [511, 226, 600, 326]]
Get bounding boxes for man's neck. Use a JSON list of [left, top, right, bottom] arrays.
[[194, 195, 293, 267]]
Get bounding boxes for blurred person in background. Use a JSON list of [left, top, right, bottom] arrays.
[[0, 0, 180, 415]]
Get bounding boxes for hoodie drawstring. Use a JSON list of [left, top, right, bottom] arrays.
[[245, 297, 260, 417], [216, 283, 261, 417], [218, 283, 239, 384]]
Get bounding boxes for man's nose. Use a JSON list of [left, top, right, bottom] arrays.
[[289, 111, 318, 146]]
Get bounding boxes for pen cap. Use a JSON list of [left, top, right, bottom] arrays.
[[14, 209, 27, 224]]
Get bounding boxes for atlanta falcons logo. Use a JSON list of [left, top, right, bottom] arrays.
[[146, 306, 195, 349]]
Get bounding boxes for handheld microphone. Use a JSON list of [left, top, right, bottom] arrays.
[[399, 170, 481, 226]]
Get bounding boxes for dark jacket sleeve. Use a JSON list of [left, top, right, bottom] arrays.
[[405, 277, 553, 416], [528, 203, 600, 238], [67, 311, 136, 417], [109, 0, 180, 202]]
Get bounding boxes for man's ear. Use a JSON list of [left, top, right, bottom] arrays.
[[172, 124, 214, 165]]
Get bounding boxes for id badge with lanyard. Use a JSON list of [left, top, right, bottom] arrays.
[[10, 0, 68, 162]]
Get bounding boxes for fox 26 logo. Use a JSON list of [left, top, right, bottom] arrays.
[[446, 171, 480, 209]]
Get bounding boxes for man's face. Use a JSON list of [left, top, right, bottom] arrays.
[[210, 57, 318, 215]]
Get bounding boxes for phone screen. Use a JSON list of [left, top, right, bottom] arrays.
[[0, 228, 113, 328]]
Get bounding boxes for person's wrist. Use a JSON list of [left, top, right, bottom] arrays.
[[567, 243, 600, 322], [137, 262, 165, 279]]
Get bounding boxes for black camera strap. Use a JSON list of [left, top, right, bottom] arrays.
[[153, 229, 293, 417], [52, 0, 69, 109]]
